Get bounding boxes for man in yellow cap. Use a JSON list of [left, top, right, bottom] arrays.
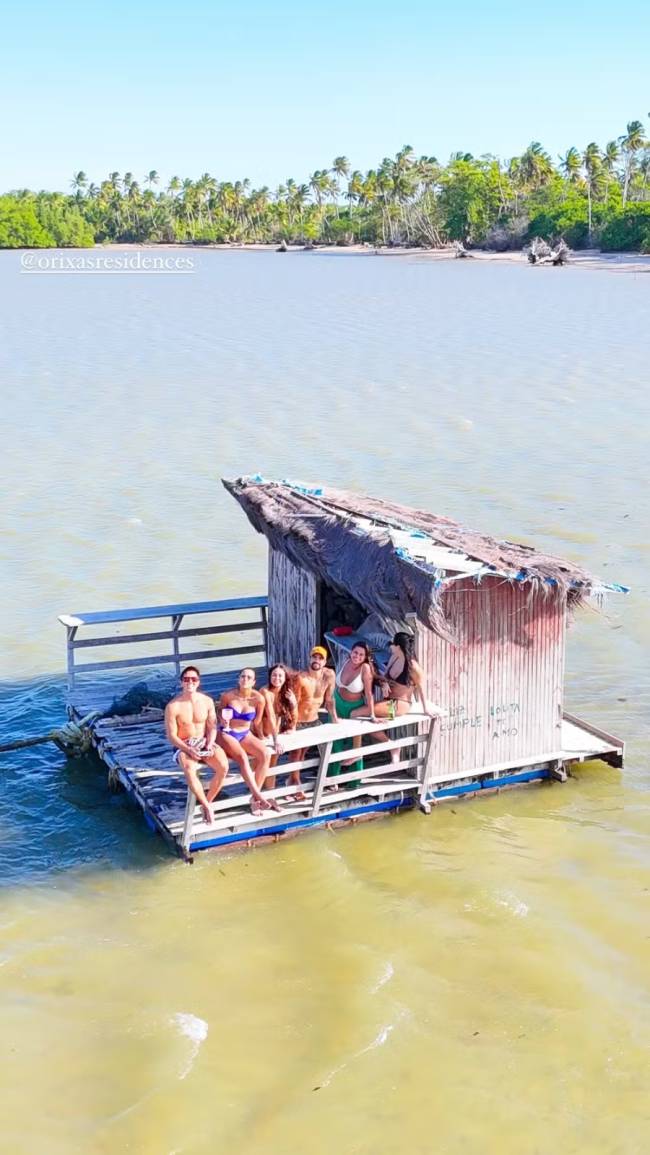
[[290, 645, 338, 775]]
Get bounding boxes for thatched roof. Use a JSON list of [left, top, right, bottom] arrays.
[[223, 476, 626, 639]]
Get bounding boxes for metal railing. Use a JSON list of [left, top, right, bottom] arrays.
[[58, 596, 268, 690]]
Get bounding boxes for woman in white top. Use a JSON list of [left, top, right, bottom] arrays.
[[329, 641, 376, 784]]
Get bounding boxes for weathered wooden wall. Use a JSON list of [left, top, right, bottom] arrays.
[[415, 578, 566, 779], [268, 548, 320, 670]]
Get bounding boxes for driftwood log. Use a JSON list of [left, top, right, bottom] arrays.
[[454, 241, 474, 258], [526, 237, 570, 266]]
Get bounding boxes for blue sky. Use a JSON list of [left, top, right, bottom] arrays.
[[2, 0, 649, 192]]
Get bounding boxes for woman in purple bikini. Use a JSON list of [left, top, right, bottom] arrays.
[[217, 668, 281, 814]]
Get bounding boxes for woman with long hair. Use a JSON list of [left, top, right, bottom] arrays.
[[351, 631, 428, 764], [329, 641, 376, 785], [259, 664, 302, 796], [217, 668, 282, 815]]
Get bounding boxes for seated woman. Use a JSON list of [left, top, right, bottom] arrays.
[[217, 668, 281, 815], [351, 632, 428, 764], [259, 664, 303, 798], [330, 641, 376, 785]]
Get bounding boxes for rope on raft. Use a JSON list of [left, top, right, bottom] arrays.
[[0, 711, 100, 757]]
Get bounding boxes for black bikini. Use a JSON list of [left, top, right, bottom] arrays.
[[387, 659, 411, 686]]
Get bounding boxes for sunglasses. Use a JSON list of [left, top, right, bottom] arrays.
[[182, 676, 199, 683]]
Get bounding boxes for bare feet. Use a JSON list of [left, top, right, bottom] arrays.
[[251, 797, 282, 816], [201, 802, 213, 825]]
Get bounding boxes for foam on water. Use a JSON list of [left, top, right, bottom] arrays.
[[171, 1012, 209, 1080], [495, 891, 530, 918], [371, 960, 395, 994], [316, 1013, 405, 1090]]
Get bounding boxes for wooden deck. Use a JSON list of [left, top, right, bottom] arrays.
[[60, 596, 625, 860]]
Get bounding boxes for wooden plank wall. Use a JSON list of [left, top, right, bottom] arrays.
[[415, 578, 566, 778], [267, 549, 320, 671]]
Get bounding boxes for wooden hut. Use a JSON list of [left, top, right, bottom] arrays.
[[224, 476, 626, 794]]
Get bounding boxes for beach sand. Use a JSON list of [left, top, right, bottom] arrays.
[[95, 241, 650, 272]]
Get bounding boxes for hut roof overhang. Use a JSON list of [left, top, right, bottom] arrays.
[[223, 476, 628, 639]]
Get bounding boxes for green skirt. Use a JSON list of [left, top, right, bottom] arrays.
[[329, 689, 364, 779]]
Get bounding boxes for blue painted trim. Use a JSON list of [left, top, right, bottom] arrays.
[[432, 782, 479, 799], [189, 796, 414, 852], [429, 766, 550, 800], [484, 768, 550, 789]]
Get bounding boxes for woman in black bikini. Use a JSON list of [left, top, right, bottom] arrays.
[[217, 668, 281, 814], [350, 632, 428, 764]]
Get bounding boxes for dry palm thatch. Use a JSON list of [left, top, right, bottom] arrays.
[[223, 477, 610, 640]]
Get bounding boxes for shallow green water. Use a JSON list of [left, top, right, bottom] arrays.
[[1, 250, 649, 1153]]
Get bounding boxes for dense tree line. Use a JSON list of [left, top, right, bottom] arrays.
[[2, 120, 650, 251]]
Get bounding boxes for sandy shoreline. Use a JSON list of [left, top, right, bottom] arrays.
[[92, 241, 650, 272]]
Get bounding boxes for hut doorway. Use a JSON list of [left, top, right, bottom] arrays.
[[319, 581, 366, 639]]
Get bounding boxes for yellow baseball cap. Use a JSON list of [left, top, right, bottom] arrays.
[[310, 645, 327, 658]]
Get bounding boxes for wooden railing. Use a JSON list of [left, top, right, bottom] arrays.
[[178, 711, 438, 851], [58, 596, 268, 690]]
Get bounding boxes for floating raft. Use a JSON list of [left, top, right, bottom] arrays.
[[60, 596, 624, 861]]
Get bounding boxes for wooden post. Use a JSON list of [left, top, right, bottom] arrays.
[[310, 740, 333, 817], [171, 614, 184, 678], [418, 716, 438, 813], [549, 759, 568, 782], [180, 788, 197, 852], [66, 625, 78, 692], [260, 604, 269, 668]]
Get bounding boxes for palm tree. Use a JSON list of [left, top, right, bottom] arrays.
[[332, 156, 350, 181], [168, 175, 182, 197], [638, 148, 650, 199], [376, 158, 396, 243], [142, 187, 159, 234], [603, 140, 619, 173], [324, 172, 339, 216], [620, 120, 646, 204], [395, 145, 415, 171], [360, 169, 378, 210], [559, 147, 581, 183], [601, 140, 620, 206], [415, 156, 440, 191], [123, 172, 136, 205], [517, 142, 553, 189], [291, 183, 309, 230], [309, 170, 328, 208], [582, 143, 602, 239], [145, 169, 160, 189], [70, 171, 88, 197], [346, 170, 363, 215]]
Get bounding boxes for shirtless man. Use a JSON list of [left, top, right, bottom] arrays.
[[165, 666, 229, 824], [291, 646, 338, 765]]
